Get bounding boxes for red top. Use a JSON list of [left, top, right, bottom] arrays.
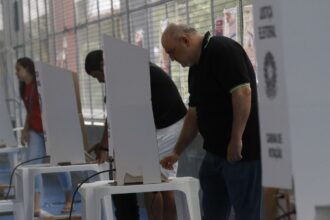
[[23, 81, 43, 133]]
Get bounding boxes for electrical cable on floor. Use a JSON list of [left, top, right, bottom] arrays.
[[275, 208, 296, 220], [275, 193, 296, 220], [5, 155, 50, 200], [276, 193, 287, 216], [68, 169, 115, 220]]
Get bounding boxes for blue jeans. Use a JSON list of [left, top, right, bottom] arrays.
[[27, 130, 72, 192], [199, 152, 261, 220]]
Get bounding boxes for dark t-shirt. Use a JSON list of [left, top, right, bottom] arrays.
[[150, 63, 187, 129], [189, 32, 260, 160]]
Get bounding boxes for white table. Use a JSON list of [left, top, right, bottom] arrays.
[[0, 200, 14, 214], [0, 147, 19, 170], [79, 180, 112, 220], [315, 205, 330, 220], [0, 146, 19, 216], [79, 176, 201, 220], [14, 163, 109, 220]]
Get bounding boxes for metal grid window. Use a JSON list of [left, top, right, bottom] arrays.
[[0, 0, 256, 126]]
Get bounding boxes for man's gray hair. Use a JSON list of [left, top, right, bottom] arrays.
[[164, 23, 197, 39]]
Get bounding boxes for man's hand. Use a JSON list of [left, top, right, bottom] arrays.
[[160, 151, 180, 170], [21, 129, 29, 146], [227, 139, 243, 163]]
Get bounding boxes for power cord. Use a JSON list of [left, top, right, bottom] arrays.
[[68, 169, 115, 220], [275, 193, 287, 217], [275, 193, 296, 220], [5, 155, 50, 200], [275, 208, 296, 220]]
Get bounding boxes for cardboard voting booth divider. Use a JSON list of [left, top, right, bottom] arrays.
[[35, 62, 86, 165], [0, 77, 18, 211], [103, 34, 161, 185], [0, 86, 17, 148], [72, 71, 90, 154], [253, 0, 330, 219]]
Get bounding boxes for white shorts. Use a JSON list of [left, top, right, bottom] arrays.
[[156, 118, 184, 178]]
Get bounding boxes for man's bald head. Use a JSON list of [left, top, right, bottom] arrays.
[[162, 23, 197, 43], [161, 23, 202, 67]]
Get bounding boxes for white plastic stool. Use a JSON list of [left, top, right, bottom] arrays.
[[14, 163, 109, 220], [0, 200, 14, 213], [0, 147, 19, 218], [315, 205, 330, 220], [79, 180, 112, 220], [79, 176, 201, 220], [0, 147, 19, 172]]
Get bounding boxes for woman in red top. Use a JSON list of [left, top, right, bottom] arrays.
[[16, 57, 73, 217]]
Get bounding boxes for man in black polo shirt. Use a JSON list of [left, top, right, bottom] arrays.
[[160, 23, 261, 220], [84, 50, 187, 220]]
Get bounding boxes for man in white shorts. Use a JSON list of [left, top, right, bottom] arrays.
[[157, 118, 184, 178]]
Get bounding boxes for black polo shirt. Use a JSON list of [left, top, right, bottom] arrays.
[[150, 63, 187, 129], [188, 32, 260, 161]]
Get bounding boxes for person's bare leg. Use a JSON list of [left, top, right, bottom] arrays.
[[62, 191, 73, 213], [162, 191, 177, 220], [34, 192, 41, 216], [144, 192, 163, 220]]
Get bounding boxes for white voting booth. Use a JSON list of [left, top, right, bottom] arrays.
[[0, 85, 17, 149], [78, 35, 201, 220], [103, 35, 161, 186], [35, 62, 85, 165], [254, 0, 330, 219], [14, 62, 108, 220], [0, 80, 18, 216], [253, 1, 293, 190], [0, 84, 18, 166]]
